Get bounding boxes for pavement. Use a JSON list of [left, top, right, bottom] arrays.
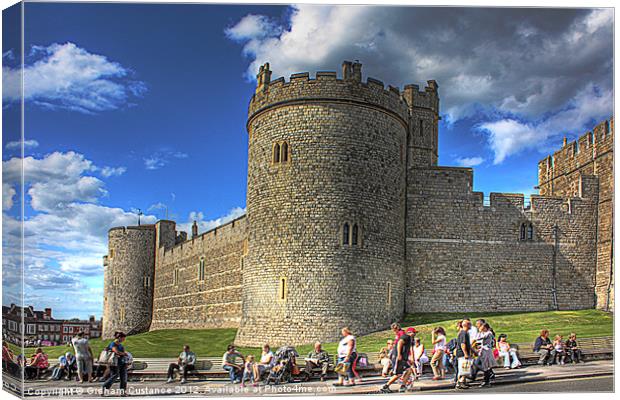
[[2, 359, 613, 397], [435, 375, 614, 393]]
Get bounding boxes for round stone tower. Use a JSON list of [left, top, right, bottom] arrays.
[[102, 225, 156, 339], [235, 61, 409, 346]]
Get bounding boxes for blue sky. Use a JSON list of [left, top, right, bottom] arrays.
[[2, 3, 613, 319]]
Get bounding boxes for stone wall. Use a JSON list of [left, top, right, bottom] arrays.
[[406, 166, 598, 313], [103, 226, 156, 339], [236, 62, 408, 346], [149, 216, 246, 331], [538, 118, 614, 311]]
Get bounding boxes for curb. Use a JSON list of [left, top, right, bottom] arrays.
[[342, 369, 614, 394]]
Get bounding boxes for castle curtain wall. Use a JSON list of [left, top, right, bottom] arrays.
[[149, 217, 246, 331], [405, 167, 598, 313]]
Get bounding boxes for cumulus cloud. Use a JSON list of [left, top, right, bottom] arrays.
[[228, 6, 611, 119], [2, 42, 146, 113], [3, 151, 105, 212], [5, 139, 39, 150], [2, 151, 155, 280], [455, 156, 485, 168], [227, 6, 612, 162]]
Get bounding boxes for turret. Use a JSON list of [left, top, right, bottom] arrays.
[[342, 60, 362, 82], [102, 225, 156, 338], [191, 220, 198, 239], [255, 63, 272, 94], [402, 80, 440, 168]]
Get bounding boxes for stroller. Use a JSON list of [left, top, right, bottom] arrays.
[[264, 346, 309, 384]]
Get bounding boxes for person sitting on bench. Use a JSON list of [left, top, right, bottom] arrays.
[[167, 345, 196, 384], [257, 344, 275, 379], [565, 333, 583, 363], [533, 329, 555, 366], [305, 342, 330, 381], [25, 348, 49, 380], [51, 352, 76, 381]]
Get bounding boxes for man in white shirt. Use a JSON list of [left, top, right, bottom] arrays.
[[167, 345, 197, 384], [71, 332, 93, 383]]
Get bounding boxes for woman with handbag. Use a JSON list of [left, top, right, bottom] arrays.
[[102, 331, 129, 396], [333, 327, 357, 387], [475, 323, 498, 388]]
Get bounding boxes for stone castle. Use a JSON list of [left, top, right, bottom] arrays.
[[102, 61, 614, 345]]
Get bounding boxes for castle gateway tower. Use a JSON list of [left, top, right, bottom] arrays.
[[235, 62, 409, 346]]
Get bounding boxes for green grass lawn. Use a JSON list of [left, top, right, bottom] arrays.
[[11, 309, 612, 360]]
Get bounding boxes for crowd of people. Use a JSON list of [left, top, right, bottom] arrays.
[[1, 321, 587, 395], [377, 320, 584, 392], [207, 327, 361, 387], [2, 330, 132, 396]]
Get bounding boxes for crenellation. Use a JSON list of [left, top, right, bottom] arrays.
[[315, 71, 337, 81]]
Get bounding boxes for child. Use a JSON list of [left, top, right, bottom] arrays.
[[553, 335, 566, 365], [430, 327, 446, 380], [241, 355, 258, 387], [496, 334, 521, 369], [565, 333, 582, 363]]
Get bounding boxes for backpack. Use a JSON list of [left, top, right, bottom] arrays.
[[447, 339, 458, 353]]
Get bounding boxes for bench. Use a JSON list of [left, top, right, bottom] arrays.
[[510, 336, 613, 365], [128, 357, 228, 380]]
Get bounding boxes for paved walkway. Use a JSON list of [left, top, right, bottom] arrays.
[[3, 360, 613, 397]]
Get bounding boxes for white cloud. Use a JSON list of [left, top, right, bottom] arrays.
[[99, 166, 127, 177], [2, 183, 17, 211], [455, 156, 485, 167], [227, 7, 612, 126], [148, 202, 167, 212], [58, 255, 107, 276], [2, 151, 156, 281], [5, 139, 39, 150], [2, 42, 146, 113], [177, 207, 246, 235], [144, 150, 188, 170], [3, 49, 14, 60], [3, 151, 107, 212], [478, 83, 612, 164], [225, 14, 282, 41]]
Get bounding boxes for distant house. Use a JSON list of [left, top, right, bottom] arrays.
[[61, 316, 102, 343], [2, 304, 102, 346]]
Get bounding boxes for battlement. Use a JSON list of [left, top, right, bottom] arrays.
[[538, 117, 614, 184], [402, 81, 440, 112], [161, 214, 247, 258], [108, 224, 155, 234], [248, 61, 412, 126]]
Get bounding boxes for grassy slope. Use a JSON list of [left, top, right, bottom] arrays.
[[12, 309, 612, 360]]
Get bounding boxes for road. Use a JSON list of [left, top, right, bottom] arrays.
[[425, 375, 613, 393]]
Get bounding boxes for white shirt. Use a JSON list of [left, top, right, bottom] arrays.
[[337, 335, 356, 358], [72, 337, 90, 359], [260, 351, 274, 366], [468, 326, 479, 344], [434, 334, 446, 351]]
